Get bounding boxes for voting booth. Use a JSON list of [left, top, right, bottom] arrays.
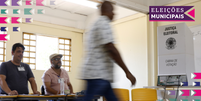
[[157, 23, 195, 86]]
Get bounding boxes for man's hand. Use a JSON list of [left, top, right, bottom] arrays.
[[126, 72, 136, 86], [33, 91, 40, 95], [8, 90, 18, 95]]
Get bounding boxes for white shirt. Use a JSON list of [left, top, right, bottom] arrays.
[[81, 16, 115, 82]]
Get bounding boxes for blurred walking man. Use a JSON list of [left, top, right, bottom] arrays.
[[80, 1, 136, 101]]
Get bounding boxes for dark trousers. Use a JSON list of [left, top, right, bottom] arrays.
[[83, 79, 118, 101], [48, 99, 74, 101]]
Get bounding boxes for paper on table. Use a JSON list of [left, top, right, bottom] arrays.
[[18, 94, 40, 96]]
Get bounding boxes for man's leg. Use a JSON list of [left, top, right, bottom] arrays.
[[102, 82, 118, 101], [83, 79, 112, 101]]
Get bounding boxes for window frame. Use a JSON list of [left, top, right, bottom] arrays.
[[58, 38, 72, 71], [0, 41, 6, 62], [22, 32, 72, 71], [0, 31, 7, 63], [22, 32, 37, 70]]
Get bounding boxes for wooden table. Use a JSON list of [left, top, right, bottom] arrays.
[[0, 95, 17, 100], [0, 94, 99, 101], [17, 95, 65, 100]]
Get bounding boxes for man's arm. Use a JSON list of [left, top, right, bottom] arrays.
[[67, 82, 74, 93], [44, 82, 59, 94], [28, 77, 40, 94], [0, 75, 18, 95], [104, 43, 136, 86]]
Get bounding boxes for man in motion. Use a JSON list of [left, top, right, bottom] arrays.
[[80, 1, 136, 101]]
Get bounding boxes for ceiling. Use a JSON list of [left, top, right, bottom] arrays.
[[21, 0, 98, 16], [51, 0, 97, 16], [114, 0, 182, 13], [41, 0, 182, 15], [20, 0, 182, 16], [2, 0, 182, 29]]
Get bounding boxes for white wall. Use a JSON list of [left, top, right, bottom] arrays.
[[113, 5, 138, 20], [85, 10, 99, 31], [111, 14, 148, 101]]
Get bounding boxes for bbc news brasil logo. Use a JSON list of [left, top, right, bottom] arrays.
[[149, 6, 195, 21]]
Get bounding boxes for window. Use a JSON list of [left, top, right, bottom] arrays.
[[59, 38, 71, 71], [22, 33, 36, 69], [22, 32, 72, 71], [35, 35, 58, 70], [0, 31, 7, 65]]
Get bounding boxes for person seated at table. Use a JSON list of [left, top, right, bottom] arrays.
[[0, 43, 40, 95], [41, 53, 74, 95]]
